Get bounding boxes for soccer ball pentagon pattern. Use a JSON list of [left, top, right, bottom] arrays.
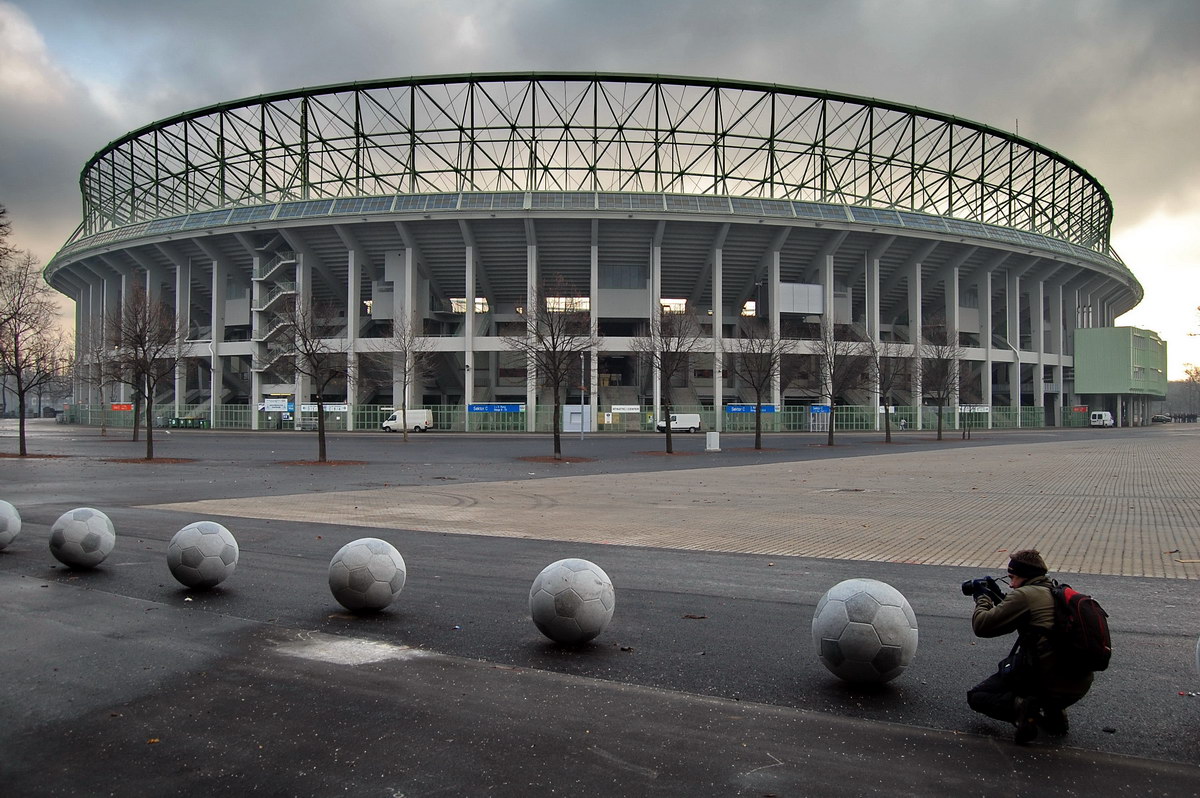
[[49, 507, 116, 569], [529, 558, 615, 644], [167, 521, 239, 588], [811, 578, 918, 683], [328, 538, 407, 612], [0, 500, 21, 550]]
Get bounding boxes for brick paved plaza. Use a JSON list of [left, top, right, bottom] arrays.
[[154, 427, 1200, 580]]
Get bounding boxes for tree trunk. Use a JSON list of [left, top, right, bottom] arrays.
[[132, 394, 141, 441], [754, 399, 763, 450], [401, 401, 410, 443], [17, 389, 27, 456], [552, 390, 563, 459], [317, 398, 327, 462], [884, 406, 892, 443], [826, 402, 835, 447], [144, 398, 155, 460], [98, 383, 107, 436], [936, 401, 945, 440]]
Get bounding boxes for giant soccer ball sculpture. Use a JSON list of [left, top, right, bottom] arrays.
[[167, 521, 239, 588], [529, 558, 615, 644], [0, 500, 21, 550], [49, 508, 116, 569], [811, 578, 918, 684], [328, 538, 407, 612]]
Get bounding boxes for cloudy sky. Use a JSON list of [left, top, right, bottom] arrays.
[[2, 0, 1196, 376]]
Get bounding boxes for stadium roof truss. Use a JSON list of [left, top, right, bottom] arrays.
[[71, 73, 1114, 255]]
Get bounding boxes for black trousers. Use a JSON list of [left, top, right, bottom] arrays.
[[967, 671, 1082, 723]]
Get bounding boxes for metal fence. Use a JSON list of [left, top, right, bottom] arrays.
[[59, 403, 1054, 432]]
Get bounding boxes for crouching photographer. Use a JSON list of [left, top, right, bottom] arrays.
[[965, 549, 1093, 744]]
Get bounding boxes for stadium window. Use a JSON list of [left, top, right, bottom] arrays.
[[450, 297, 490, 313], [545, 296, 590, 312], [741, 300, 757, 316], [660, 298, 687, 314]]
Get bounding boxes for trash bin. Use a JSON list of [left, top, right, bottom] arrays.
[[168, 417, 180, 428], [198, 418, 210, 429]]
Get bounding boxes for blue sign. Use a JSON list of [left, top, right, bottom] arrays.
[[725, 404, 776, 413], [810, 404, 832, 414], [468, 403, 525, 413]]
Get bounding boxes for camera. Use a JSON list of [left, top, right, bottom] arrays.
[[961, 576, 1005, 603]]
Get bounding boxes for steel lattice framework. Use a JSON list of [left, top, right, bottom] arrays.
[[79, 72, 1113, 252]]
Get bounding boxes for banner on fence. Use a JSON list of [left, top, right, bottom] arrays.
[[111, 403, 132, 411], [468, 403, 525, 413]]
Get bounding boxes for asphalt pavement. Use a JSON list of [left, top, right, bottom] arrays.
[[1, 419, 1197, 796]]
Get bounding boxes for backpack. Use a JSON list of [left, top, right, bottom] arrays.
[[1050, 581, 1112, 672]]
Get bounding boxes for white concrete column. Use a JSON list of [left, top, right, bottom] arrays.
[[175, 262, 191, 417], [464, 245, 476, 411], [650, 241, 662, 417], [346, 353, 357, 431], [979, 270, 993, 428], [525, 239, 538, 432], [209, 259, 226, 426], [346, 249, 360, 430], [769, 249, 782, 410], [1006, 270, 1021, 413], [589, 234, 599, 431], [712, 248, 724, 431], [248, 255, 261, 430], [1032, 279, 1045, 410], [293, 255, 310, 430]]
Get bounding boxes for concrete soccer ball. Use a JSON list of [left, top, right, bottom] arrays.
[[328, 538, 407, 612], [529, 558, 615, 644], [167, 521, 239, 588], [49, 507, 116, 569], [812, 578, 918, 684], [0, 500, 21, 550]]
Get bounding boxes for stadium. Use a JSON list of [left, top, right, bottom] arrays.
[[45, 72, 1151, 433]]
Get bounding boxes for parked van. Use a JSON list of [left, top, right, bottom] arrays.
[[1089, 411, 1114, 428], [655, 413, 702, 433], [382, 409, 433, 432]]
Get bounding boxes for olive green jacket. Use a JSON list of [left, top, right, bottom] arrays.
[[972, 575, 1093, 698]]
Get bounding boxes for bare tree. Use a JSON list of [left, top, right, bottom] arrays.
[[726, 319, 795, 450], [256, 299, 346, 462], [1183, 364, 1200, 416], [108, 284, 186, 459], [0, 203, 13, 265], [0, 251, 69, 455], [73, 317, 115, 435], [810, 322, 870, 446], [921, 319, 966, 441], [503, 283, 597, 459], [386, 309, 435, 442], [633, 307, 707, 454], [866, 337, 915, 443]]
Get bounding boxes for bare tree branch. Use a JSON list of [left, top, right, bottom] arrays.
[[108, 283, 186, 459], [632, 307, 707, 454], [0, 251, 70, 455], [920, 317, 966, 441], [726, 318, 795, 450], [809, 322, 870, 446], [254, 299, 347, 462], [503, 280, 597, 459]]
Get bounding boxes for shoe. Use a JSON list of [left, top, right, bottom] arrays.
[[1014, 697, 1039, 744], [1040, 707, 1069, 737]]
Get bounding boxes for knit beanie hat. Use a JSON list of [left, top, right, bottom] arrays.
[[1008, 549, 1048, 578]]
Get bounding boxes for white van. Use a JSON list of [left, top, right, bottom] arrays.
[[382, 409, 433, 432], [655, 413, 702, 433], [1089, 411, 1114, 428]]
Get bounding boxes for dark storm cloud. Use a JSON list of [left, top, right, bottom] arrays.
[[4, 0, 1198, 260]]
